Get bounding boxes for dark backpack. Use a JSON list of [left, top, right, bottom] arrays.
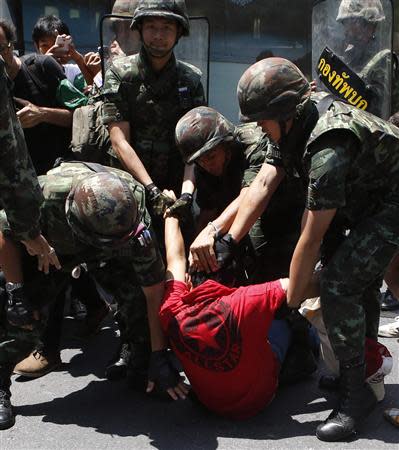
[[70, 99, 111, 163]]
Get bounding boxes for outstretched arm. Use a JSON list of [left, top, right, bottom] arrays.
[[287, 208, 336, 308], [164, 190, 186, 282]]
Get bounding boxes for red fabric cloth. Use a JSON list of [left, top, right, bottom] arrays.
[[365, 338, 392, 380], [160, 279, 286, 419]]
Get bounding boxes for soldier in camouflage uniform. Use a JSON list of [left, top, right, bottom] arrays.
[[336, 0, 390, 118], [0, 55, 60, 429], [173, 106, 304, 282], [230, 57, 399, 442], [101, 0, 205, 379], [108, 0, 140, 58], [102, 0, 205, 219], [0, 161, 188, 430]]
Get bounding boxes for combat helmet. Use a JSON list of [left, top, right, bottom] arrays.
[[336, 0, 385, 24], [112, 0, 139, 15], [237, 57, 311, 123], [66, 172, 143, 249], [175, 106, 236, 164], [130, 0, 190, 36]]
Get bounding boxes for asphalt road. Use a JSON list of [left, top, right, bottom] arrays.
[[0, 309, 398, 450]]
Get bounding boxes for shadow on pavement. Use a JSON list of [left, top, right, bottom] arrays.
[[14, 371, 399, 448]]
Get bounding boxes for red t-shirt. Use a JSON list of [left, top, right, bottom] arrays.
[[159, 278, 286, 420]]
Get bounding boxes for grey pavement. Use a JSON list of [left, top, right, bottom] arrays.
[[0, 309, 398, 450]]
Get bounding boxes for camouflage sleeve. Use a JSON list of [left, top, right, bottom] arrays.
[[242, 137, 269, 188], [264, 141, 285, 168], [192, 80, 206, 107], [306, 132, 357, 211], [364, 51, 390, 117], [131, 226, 165, 287], [102, 64, 129, 124], [0, 59, 43, 241]]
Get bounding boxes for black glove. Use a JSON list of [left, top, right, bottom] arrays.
[[167, 193, 193, 221], [145, 183, 175, 218], [214, 233, 238, 269], [147, 349, 180, 392], [5, 284, 35, 328]]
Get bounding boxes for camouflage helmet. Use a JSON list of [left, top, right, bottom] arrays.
[[237, 57, 311, 123], [130, 0, 190, 36], [175, 106, 236, 164], [336, 0, 385, 24], [66, 172, 143, 249], [112, 0, 139, 15]]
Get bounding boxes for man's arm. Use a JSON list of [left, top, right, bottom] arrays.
[[229, 162, 286, 242], [0, 61, 60, 274], [108, 122, 153, 186], [165, 207, 187, 283], [189, 189, 247, 273], [287, 208, 336, 308], [142, 281, 168, 352], [16, 98, 73, 128], [0, 63, 42, 242], [164, 164, 196, 220], [181, 163, 196, 195]]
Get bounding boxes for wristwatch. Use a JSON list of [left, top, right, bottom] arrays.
[[5, 282, 23, 292]]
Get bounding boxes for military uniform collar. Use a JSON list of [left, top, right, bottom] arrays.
[[138, 47, 177, 85]]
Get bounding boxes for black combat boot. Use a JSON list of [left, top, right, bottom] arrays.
[[105, 342, 131, 381], [316, 358, 377, 442], [0, 365, 15, 430]]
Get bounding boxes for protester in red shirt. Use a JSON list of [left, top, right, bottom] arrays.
[[159, 190, 319, 419]]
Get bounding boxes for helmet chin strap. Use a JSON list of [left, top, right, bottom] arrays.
[[279, 120, 288, 141], [142, 42, 173, 59]]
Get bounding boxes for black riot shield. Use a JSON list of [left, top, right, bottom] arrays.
[[99, 14, 210, 101], [312, 0, 393, 119]]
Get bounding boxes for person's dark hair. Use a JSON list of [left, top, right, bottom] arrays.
[[389, 112, 399, 128], [32, 15, 70, 44], [0, 19, 17, 44], [256, 49, 274, 62], [190, 248, 241, 288], [191, 264, 237, 289]]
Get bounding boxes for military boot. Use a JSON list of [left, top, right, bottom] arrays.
[[0, 365, 15, 430], [105, 342, 131, 381], [316, 358, 377, 442]]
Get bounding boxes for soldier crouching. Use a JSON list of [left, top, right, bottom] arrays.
[[0, 161, 187, 430]]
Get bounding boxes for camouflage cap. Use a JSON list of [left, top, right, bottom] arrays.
[[336, 0, 385, 23], [175, 106, 236, 164], [112, 0, 139, 15], [237, 57, 311, 123], [65, 172, 142, 249], [130, 0, 189, 36]]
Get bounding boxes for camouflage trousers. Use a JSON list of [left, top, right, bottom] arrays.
[[0, 255, 149, 368], [248, 217, 300, 283], [320, 202, 399, 363]]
